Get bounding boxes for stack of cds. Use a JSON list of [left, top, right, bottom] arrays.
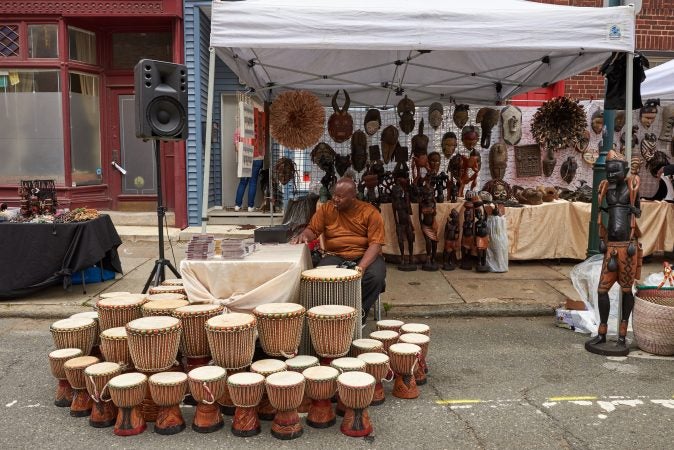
[[220, 239, 247, 260], [186, 234, 215, 260]]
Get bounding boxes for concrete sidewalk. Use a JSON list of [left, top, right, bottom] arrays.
[[0, 227, 667, 320]]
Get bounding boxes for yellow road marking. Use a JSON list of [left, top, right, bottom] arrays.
[[547, 396, 598, 402], [436, 399, 483, 405]]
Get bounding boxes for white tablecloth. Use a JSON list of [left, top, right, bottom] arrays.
[[180, 244, 312, 313]]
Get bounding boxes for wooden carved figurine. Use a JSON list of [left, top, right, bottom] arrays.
[[442, 208, 461, 271], [472, 193, 491, 273], [419, 186, 439, 271], [585, 151, 642, 357], [391, 181, 417, 272], [448, 150, 481, 198], [460, 191, 477, 270]]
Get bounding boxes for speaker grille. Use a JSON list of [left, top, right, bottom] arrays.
[[146, 96, 186, 137]]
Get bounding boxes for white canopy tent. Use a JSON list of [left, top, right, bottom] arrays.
[[641, 58, 674, 101], [202, 0, 637, 227]]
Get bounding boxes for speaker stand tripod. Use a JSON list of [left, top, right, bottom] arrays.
[[142, 140, 181, 293]]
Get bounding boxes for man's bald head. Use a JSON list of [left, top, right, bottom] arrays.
[[335, 177, 357, 194], [332, 177, 358, 211]]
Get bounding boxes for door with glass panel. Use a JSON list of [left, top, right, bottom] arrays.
[[107, 88, 156, 206]]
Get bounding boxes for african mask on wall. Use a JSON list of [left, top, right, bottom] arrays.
[[364, 108, 382, 136], [351, 130, 368, 172], [381, 125, 399, 164], [560, 156, 578, 184], [453, 104, 470, 129], [489, 143, 508, 179], [397, 95, 416, 134], [461, 125, 479, 151], [428, 151, 442, 175], [476, 107, 499, 149], [640, 99, 659, 129], [327, 89, 353, 143], [590, 109, 604, 135], [441, 131, 458, 159], [311, 142, 336, 167], [334, 154, 352, 177], [369, 145, 381, 162], [614, 110, 626, 133], [428, 102, 444, 130], [411, 119, 429, 157], [500, 105, 522, 146]]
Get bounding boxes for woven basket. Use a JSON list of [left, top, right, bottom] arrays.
[[632, 295, 674, 356], [636, 285, 674, 307]]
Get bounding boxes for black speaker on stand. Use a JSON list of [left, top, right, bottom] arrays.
[[134, 59, 188, 293]]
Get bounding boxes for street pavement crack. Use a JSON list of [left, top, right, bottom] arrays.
[[428, 380, 486, 449]]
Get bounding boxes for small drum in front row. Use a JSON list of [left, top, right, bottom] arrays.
[[100, 327, 133, 371], [50, 317, 97, 356], [369, 329, 399, 354], [303, 365, 339, 429], [399, 332, 431, 384], [350, 338, 384, 357], [253, 303, 305, 358], [337, 371, 376, 437], [306, 305, 358, 364], [188, 365, 227, 433], [388, 343, 422, 399], [48, 348, 83, 407], [285, 355, 319, 414], [400, 322, 430, 336], [126, 316, 182, 373], [84, 362, 122, 428], [205, 313, 257, 370], [63, 356, 100, 417], [330, 357, 366, 417], [227, 372, 265, 437], [96, 294, 146, 331], [250, 359, 288, 421], [148, 372, 188, 435], [107, 372, 148, 436], [265, 371, 306, 440], [376, 319, 405, 333], [357, 352, 391, 406], [70, 311, 101, 356], [173, 304, 224, 371]]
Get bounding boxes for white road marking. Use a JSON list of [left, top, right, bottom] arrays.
[[598, 414, 608, 419], [651, 400, 674, 409], [5, 400, 17, 407]]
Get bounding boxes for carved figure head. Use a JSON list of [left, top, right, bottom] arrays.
[[489, 143, 508, 179], [615, 110, 626, 133], [327, 90, 353, 143], [428, 102, 444, 130], [461, 125, 479, 150], [500, 105, 522, 146], [364, 108, 381, 136], [428, 151, 441, 174], [591, 109, 604, 135], [411, 119, 429, 156], [441, 132, 458, 158], [640, 99, 660, 129], [453, 104, 470, 129]]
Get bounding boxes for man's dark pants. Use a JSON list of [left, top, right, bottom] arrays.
[[317, 254, 386, 320]]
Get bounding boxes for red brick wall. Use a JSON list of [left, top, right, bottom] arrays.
[[532, 0, 674, 100]]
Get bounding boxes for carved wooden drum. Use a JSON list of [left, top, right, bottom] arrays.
[[369, 329, 399, 354], [148, 371, 188, 435], [253, 303, 305, 358], [400, 322, 430, 336], [285, 355, 318, 413], [70, 311, 100, 347], [84, 361, 121, 428], [388, 342, 421, 399], [399, 332, 431, 384], [376, 319, 405, 333], [265, 371, 306, 440], [100, 327, 132, 371], [49, 348, 83, 407], [302, 365, 339, 429], [126, 316, 182, 373], [299, 267, 362, 354], [99, 291, 131, 300], [107, 372, 148, 436], [205, 313, 256, 370], [173, 304, 224, 369], [188, 365, 227, 433], [50, 317, 97, 355], [350, 338, 384, 357], [250, 359, 288, 421], [146, 292, 187, 302], [306, 305, 358, 361], [161, 278, 184, 287], [64, 355, 100, 417], [357, 352, 391, 406], [227, 372, 266, 437], [330, 357, 366, 416], [337, 371, 376, 437], [148, 285, 186, 296], [142, 299, 189, 317], [96, 294, 146, 331]]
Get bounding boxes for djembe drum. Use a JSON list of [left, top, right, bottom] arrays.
[[96, 294, 146, 331], [357, 352, 391, 406], [376, 319, 405, 333], [148, 285, 186, 296], [107, 372, 148, 436], [337, 372, 376, 437], [148, 372, 188, 435], [299, 267, 362, 355], [306, 305, 358, 365], [161, 278, 183, 287], [253, 303, 305, 358], [265, 371, 306, 440], [188, 365, 227, 433], [330, 357, 366, 416], [142, 299, 189, 317], [100, 327, 133, 371], [63, 355, 100, 417], [400, 323, 430, 373], [389, 342, 421, 399], [369, 330, 399, 354], [350, 338, 384, 357], [125, 316, 181, 373], [99, 291, 130, 299], [302, 365, 339, 429], [399, 332, 430, 384], [50, 317, 97, 355], [250, 359, 287, 420], [227, 372, 265, 437], [146, 293, 187, 302], [286, 355, 318, 413], [48, 348, 83, 406], [70, 311, 101, 357], [173, 304, 223, 371], [84, 361, 121, 427]]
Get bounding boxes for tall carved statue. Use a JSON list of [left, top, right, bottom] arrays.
[[419, 185, 439, 271], [391, 182, 417, 272], [472, 194, 491, 273], [442, 208, 461, 271], [460, 191, 476, 270], [585, 151, 642, 356]]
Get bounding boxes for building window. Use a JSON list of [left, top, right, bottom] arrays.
[[0, 70, 65, 184], [111, 32, 171, 69], [68, 27, 96, 64], [69, 72, 101, 186], [0, 25, 20, 57], [28, 24, 58, 59]]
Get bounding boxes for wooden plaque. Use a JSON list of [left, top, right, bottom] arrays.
[[514, 144, 542, 177]]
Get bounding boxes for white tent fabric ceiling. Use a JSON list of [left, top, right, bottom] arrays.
[[641, 58, 674, 101], [210, 0, 635, 107]]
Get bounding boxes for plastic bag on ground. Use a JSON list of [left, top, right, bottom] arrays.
[[486, 215, 508, 273]]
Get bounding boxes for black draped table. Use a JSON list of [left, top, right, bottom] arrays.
[[0, 215, 123, 298]]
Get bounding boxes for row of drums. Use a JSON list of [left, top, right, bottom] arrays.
[[48, 289, 430, 439]]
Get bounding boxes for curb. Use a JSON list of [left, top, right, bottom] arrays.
[[0, 305, 92, 320]]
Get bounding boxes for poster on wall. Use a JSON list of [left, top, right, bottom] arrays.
[[237, 99, 255, 178]]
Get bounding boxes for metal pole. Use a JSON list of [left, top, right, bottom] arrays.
[[200, 47, 216, 233]]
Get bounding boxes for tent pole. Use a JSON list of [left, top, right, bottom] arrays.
[[200, 47, 216, 233]]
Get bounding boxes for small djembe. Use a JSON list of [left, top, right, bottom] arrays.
[[303, 365, 339, 429], [399, 332, 431, 384], [188, 365, 227, 433], [388, 343, 421, 399], [63, 355, 100, 417], [148, 371, 188, 435], [265, 371, 306, 440], [250, 359, 287, 420], [107, 372, 148, 436], [48, 348, 83, 407], [337, 371, 376, 437], [330, 357, 366, 416], [84, 361, 121, 427], [357, 352, 391, 406], [227, 372, 265, 437]]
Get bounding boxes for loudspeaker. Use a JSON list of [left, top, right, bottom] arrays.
[[134, 59, 188, 140]]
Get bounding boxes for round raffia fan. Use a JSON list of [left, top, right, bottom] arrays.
[[270, 90, 325, 150], [530, 96, 587, 151]]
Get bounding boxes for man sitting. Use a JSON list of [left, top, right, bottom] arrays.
[[291, 177, 386, 323]]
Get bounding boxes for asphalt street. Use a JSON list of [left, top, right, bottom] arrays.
[[2, 316, 674, 450]]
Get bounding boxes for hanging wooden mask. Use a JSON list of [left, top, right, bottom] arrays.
[[327, 90, 353, 143], [351, 130, 368, 172], [381, 125, 399, 164], [397, 95, 416, 135], [311, 142, 336, 167], [560, 156, 578, 184], [364, 108, 382, 136], [489, 143, 508, 179], [453, 104, 470, 129], [461, 125, 479, 151], [369, 145, 381, 162], [476, 107, 500, 149], [334, 154, 352, 176], [428, 102, 444, 130], [500, 105, 522, 146], [411, 119, 429, 157], [441, 131, 458, 158]]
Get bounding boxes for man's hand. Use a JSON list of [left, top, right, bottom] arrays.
[[290, 228, 316, 245]]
